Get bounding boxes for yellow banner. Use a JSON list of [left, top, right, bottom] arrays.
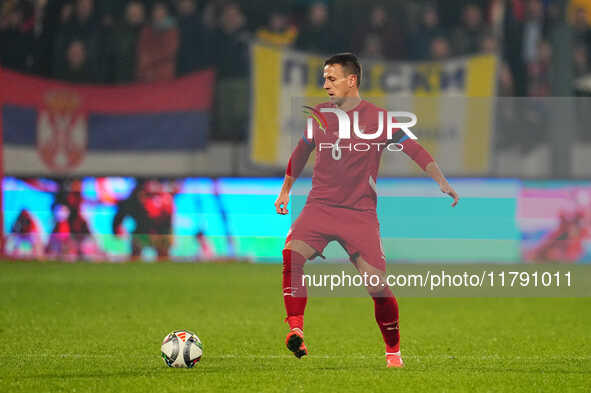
[[249, 43, 497, 175]]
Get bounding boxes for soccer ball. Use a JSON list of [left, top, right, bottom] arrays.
[[161, 330, 203, 368]]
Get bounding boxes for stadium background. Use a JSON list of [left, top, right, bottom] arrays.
[[1, 2, 590, 393], [1, 0, 591, 264]]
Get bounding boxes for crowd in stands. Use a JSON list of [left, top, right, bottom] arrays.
[[1, 0, 590, 139]]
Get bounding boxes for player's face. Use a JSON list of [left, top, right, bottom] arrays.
[[323, 64, 356, 105]]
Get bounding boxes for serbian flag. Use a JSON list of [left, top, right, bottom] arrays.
[[0, 68, 214, 175]]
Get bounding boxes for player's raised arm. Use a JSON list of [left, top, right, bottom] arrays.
[[398, 138, 460, 207], [425, 160, 460, 207], [275, 137, 315, 215]]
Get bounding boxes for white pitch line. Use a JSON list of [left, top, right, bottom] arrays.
[[0, 354, 589, 361]]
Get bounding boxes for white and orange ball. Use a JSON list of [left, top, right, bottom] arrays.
[[161, 330, 203, 368]]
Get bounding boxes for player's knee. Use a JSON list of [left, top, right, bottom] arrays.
[[369, 285, 393, 299], [359, 269, 387, 297], [284, 240, 315, 260], [366, 282, 387, 297], [353, 256, 386, 293], [282, 248, 307, 275]]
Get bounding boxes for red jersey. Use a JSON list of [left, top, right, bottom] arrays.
[[308, 100, 388, 211], [286, 99, 433, 212]]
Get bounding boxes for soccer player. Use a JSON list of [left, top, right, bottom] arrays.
[[275, 53, 459, 368]]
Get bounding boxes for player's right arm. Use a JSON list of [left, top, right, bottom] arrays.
[[275, 136, 315, 215]]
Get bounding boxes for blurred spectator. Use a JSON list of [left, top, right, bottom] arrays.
[[503, 0, 528, 96], [214, 2, 249, 79], [574, 43, 589, 77], [136, 1, 179, 83], [430, 36, 451, 60], [488, 0, 506, 41], [360, 34, 383, 59], [176, 0, 212, 76], [522, 0, 544, 66], [53, 0, 102, 80], [498, 62, 515, 96], [54, 40, 95, 83], [108, 0, 145, 84], [573, 7, 591, 54], [0, 0, 585, 102], [96, 0, 128, 24], [294, 1, 339, 53], [353, 5, 406, 60], [35, 0, 59, 76], [410, 4, 445, 60], [527, 40, 551, 96], [0, 2, 36, 72], [542, 1, 562, 37], [101, 10, 114, 30], [60, 1, 74, 24], [256, 8, 298, 47], [213, 2, 250, 140], [202, 0, 223, 30], [452, 4, 489, 55], [480, 33, 498, 54], [33, 0, 48, 37], [569, 0, 591, 26]]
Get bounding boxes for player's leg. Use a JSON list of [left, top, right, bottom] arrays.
[[283, 239, 316, 329], [351, 255, 402, 368], [283, 240, 316, 358], [339, 211, 402, 367], [282, 204, 330, 358]]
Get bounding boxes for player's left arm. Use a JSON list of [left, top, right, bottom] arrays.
[[398, 138, 460, 207], [424, 160, 459, 207]]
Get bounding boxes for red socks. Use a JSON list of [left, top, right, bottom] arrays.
[[282, 248, 400, 352], [372, 288, 400, 353], [282, 249, 307, 330]]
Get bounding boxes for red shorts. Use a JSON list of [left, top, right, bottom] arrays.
[[286, 202, 386, 271]]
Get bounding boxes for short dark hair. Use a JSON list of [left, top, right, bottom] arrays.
[[324, 53, 362, 87]]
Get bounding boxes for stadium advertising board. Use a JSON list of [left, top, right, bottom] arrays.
[[518, 181, 591, 263], [5, 177, 589, 264]]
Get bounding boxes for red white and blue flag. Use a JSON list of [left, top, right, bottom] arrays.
[[0, 68, 214, 175]]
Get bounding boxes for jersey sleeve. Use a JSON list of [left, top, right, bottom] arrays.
[[286, 134, 315, 178], [387, 126, 433, 171], [286, 107, 320, 178]]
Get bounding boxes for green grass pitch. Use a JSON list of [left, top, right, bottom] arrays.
[[0, 261, 590, 393]]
